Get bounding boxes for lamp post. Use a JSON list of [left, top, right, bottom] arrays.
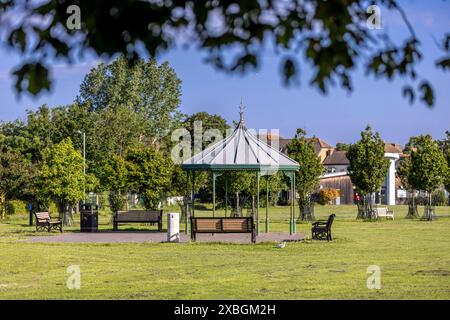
[[77, 130, 86, 202]]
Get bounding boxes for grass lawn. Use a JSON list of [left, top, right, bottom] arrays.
[[0, 204, 450, 299]]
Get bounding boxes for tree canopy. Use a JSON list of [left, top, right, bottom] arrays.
[[183, 112, 230, 151], [126, 147, 174, 210], [77, 56, 183, 144], [347, 126, 389, 195], [0, 149, 34, 219], [1, 1, 448, 107]]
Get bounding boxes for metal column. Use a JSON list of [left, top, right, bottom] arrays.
[[225, 174, 228, 217], [256, 171, 260, 235], [185, 172, 189, 234], [212, 172, 216, 217], [293, 172, 296, 234], [265, 176, 269, 233]]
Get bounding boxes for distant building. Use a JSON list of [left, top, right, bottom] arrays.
[[261, 133, 404, 205]]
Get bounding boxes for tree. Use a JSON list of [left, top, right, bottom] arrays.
[[1, 104, 91, 163], [90, 105, 146, 159], [171, 111, 231, 200], [286, 129, 323, 221], [335, 142, 351, 152], [347, 126, 389, 220], [126, 147, 173, 210], [437, 131, 450, 204], [0, 149, 34, 219], [222, 171, 255, 215], [98, 153, 130, 213], [37, 139, 97, 225], [183, 112, 230, 150], [77, 56, 183, 145], [0, 119, 35, 159], [407, 135, 448, 220], [3, 1, 446, 107], [259, 172, 287, 207]]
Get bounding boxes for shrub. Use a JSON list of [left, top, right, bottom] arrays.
[[6, 200, 28, 215], [318, 188, 340, 205], [109, 192, 126, 213]]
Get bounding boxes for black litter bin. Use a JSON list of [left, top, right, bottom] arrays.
[[80, 204, 98, 232]]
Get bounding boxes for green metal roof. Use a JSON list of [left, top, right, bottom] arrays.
[[182, 115, 299, 172]]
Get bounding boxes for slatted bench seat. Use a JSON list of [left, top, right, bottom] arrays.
[[113, 210, 163, 231], [190, 217, 256, 243], [34, 211, 63, 233]]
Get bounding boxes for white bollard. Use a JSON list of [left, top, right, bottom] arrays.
[[167, 212, 180, 242]]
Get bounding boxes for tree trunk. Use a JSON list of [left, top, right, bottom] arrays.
[[125, 192, 130, 210], [368, 193, 374, 220], [406, 192, 419, 218], [299, 194, 313, 221], [0, 192, 6, 220], [252, 195, 255, 215], [424, 191, 434, 221], [59, 202, 73, 226], [178, 198, 187, 221], [356, 193, 376, 220]]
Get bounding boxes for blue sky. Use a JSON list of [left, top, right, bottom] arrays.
[[0, 0, 449, 146]]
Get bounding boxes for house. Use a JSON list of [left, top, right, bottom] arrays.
[[261, 134, 334, 163], [322, 150, 350, 173]]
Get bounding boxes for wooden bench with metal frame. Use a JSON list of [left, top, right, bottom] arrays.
[[34, 211, 63, 233], [113, 210, 163, 231], [190, 216, 256, 243]]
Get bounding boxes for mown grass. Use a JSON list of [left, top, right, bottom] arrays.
[[0, 204, 449, 299]]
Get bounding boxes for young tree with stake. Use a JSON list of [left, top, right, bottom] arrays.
[[347, 126, 389, 220]]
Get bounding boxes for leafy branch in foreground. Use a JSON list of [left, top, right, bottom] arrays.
[[1, 0, 448, 106]]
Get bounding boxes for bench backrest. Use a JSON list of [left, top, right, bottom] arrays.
[[327, 214, 336, 229], [222, 218, 252, 232], [115, 210, 161, 222], [35, 212, 51, 222], [195, 218, 222, 232], [375, 208, 388, 216], [192, 217, 253, 232]]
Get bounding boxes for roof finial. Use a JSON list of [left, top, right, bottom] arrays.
[[239, 99, 245, 127]]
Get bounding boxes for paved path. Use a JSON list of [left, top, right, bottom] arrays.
[[25, 231, 305, 244]]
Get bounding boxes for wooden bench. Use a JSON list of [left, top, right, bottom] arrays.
[[373, 207, 394, 220], [190, 217, 256, 243], [311, 214, 335, 241], [34, 212, 62, 233], [113, 210, 162, 231]]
